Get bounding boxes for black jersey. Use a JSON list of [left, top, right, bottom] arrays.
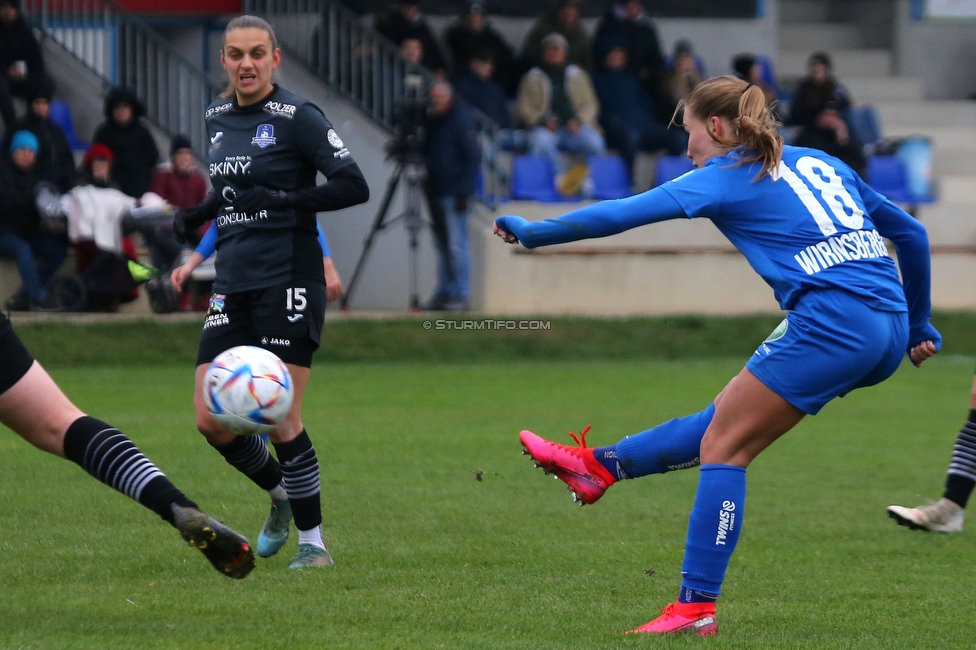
[[205, 86, 355, 293]]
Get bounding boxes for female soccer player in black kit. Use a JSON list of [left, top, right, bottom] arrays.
[[173, 16, 369, 569]]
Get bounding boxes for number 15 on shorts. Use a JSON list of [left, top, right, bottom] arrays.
[[286, 287, 307, 311]]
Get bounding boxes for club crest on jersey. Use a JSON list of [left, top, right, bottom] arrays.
[[251, 124, 277, 148], [327, 129, 344, 148], [209, 294, 226, 313]]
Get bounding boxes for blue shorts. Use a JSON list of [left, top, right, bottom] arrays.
[[745, 289, 908, 415]]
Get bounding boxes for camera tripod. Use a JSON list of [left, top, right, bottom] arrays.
[[341, 153, 433, 311]]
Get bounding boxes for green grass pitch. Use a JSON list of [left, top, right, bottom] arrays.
[[1, 357, 975, 648]]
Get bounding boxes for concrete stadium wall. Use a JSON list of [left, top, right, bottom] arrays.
[[894, 0, 976, 99]]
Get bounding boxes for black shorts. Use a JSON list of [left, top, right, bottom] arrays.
[[196, 280, 326, 368], [0, 311, 35, 394]]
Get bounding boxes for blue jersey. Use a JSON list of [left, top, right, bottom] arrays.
[[496, 144, 935, 348], [661, 146, 905, 312]]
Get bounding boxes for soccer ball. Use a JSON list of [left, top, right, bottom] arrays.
[[203, 346, 294, 435]]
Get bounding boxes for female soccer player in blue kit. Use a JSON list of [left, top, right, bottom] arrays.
[[494, 76, 942, 636]]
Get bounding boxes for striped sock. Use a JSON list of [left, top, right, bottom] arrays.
[[273, 430, 322, 533], [944, 410, 976, 508], [62, 416, 196, 525], [214, 433, 283, 491]]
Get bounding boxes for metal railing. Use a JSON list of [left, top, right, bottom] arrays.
[[244, 0, 420, 130], [24, 0, 215, 157], [243, 0, 503, 203]]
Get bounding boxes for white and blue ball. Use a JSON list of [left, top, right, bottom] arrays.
[[203, 346, 294, 435]]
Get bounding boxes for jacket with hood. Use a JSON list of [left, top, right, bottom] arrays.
[[0, 8, 44, 79], [92, 88, 159, 198]]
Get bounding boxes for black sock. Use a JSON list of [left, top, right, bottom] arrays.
[[213, 434, 283, 491], [273, 430, 322, 531], [63, 416, 196, 525], [943, 410, 976, 509]]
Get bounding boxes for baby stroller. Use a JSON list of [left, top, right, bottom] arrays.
[[36, 184, 181, 313]]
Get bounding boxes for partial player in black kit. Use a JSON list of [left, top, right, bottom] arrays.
[[0, 311, 255, 579], [174, 15, 369, 569]]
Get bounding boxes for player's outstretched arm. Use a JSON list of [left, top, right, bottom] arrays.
[[867, 196, 942, 360], [494, 187, 687, 249]]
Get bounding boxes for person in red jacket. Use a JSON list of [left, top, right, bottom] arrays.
[[146, 134, 208, 271]]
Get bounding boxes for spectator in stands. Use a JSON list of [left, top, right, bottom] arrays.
[[145, 134, 208, 272], [452, 51, 511, 130], [3, 77, 74, 192], [592, 0, 665, 100], [92, 87, 160, 198], [401, 37, 424, 66], [732, 53, 777, 110], [517, 32, 604, 195], [423, 80, 480, 312], [0, 130, 66, 311], [76, 143, 119, 190], [593, 45, 685, 183], [399, 37, 430, 102], [374, 0, 448, 77], [660, 40, 704, 122], [452, 51, 521, 187], [444, 1, 517, 96], [0, 0, 47, 136], [788, 51, 866, 177], [520, 0, 591, 73]]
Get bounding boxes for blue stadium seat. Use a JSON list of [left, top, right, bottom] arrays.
[[867, 155, 915, 204], [49, 99, 89, 152], [653, 155, 694, 187], [587, 155, 631, 199], [510, 155, 559, 201]]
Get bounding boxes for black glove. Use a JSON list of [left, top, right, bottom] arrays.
[[454, 195, 468, 213], [233, 186, 290, 214], [173, 205, 208, 244]]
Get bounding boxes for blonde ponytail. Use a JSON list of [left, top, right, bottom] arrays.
[[680, 75, 783, 180]]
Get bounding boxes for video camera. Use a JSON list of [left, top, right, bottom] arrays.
[[385, 71, 429, 163]]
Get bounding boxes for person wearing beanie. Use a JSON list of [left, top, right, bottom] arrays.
[[91, 86, 160, 198], [4, 75, 74, 192], [0, 0, 46, 135], [77, 142, 119, 189], [145, 134, 208, 271], [520, 0, 591, 73], [0, 128, 66, 310]]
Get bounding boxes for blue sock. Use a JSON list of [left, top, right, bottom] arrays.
[[593, 404, 714, 480], [678, 587, 719, 604], [679, 464, 747, 598]]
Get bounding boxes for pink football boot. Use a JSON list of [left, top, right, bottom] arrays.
[[519, 426, 617, 505]]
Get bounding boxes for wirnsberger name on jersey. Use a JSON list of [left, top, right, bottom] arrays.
[[793, 228, 890, 275]]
